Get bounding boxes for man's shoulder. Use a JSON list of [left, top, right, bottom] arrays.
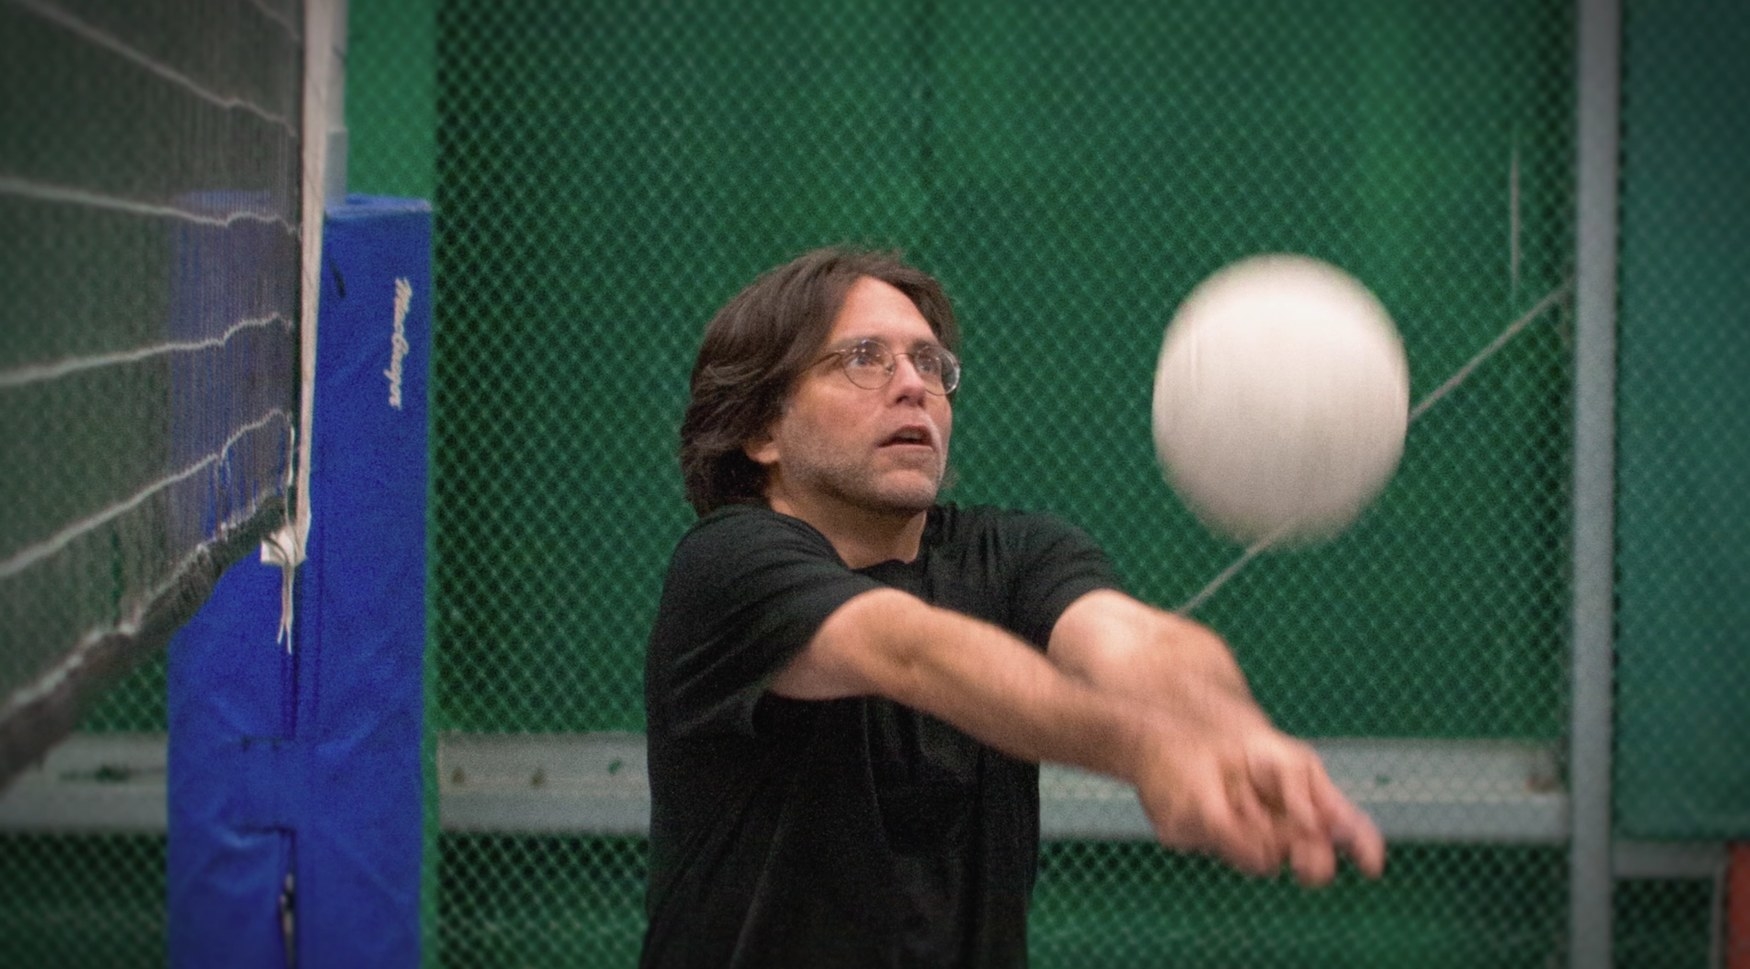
[[690, 502, 820, 537], [674, 503, 838, 560]]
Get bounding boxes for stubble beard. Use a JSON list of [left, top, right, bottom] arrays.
[[793, 442, 946, 518]]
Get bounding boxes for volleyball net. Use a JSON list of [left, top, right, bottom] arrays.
[[0, 0, 310, 786]]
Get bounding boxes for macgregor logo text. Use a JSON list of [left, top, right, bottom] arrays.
[[386, 277, 412, 409]]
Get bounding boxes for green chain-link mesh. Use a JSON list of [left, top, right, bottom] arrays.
[[423, 1, 1572, 964], [1610, 1, 1750, 962]]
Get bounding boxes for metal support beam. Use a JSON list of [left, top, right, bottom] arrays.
[[1570, 0, 1624, 965], [431, 734, 1570, 844], [0, 733, 166, 832], [2, 733, 1725, 883]]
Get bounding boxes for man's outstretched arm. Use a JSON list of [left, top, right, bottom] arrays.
[[769, 587, 1384, 883]]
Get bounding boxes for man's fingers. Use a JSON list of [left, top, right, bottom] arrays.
[[1287, 831, 1338, 886], [1338, 810, 1387, 878], [1163, 765, 1278, 877], [1143, 735, 1387, 882], [1248, 742, 1322, 837], [1223, 769, 1286, 876], [1263, 766, 1340, 886], [1251, 740, 1387, 882], [1201, 786, 1278, 876], [1311, 773, 1387, 878], [1271, 756, 1339, 885]]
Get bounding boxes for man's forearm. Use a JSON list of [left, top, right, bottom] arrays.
[[820, 588, 1162, 785], [1048, 590, 1259, 723], [1106, 625, 1260, 723]]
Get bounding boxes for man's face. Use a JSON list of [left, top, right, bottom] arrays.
[[750, 276, 954, 520]]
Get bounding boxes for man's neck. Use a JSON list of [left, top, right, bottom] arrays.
[[765, 493, 929, 569]]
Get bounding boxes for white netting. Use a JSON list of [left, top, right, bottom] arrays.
[[0, 0, 305, 784]]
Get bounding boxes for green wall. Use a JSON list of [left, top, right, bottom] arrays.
[[1614, 0, 1750, 839], [388, 0, 1576, 741]]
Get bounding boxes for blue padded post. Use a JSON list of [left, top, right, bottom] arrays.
[[170, 197, 433, 969]]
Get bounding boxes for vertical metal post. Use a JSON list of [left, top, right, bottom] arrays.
[[325, 0, 350, 204], [1570, 0, 1622, 966]]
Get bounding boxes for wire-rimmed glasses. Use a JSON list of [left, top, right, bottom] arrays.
[[814, 339, 961, 396]]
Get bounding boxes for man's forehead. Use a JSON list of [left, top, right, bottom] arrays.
[[827, 279, 936, 342]]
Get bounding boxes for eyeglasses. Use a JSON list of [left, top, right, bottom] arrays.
[[814, 339, 961, 395]]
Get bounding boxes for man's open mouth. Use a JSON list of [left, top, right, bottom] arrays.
[[880, 426, 933, 449]]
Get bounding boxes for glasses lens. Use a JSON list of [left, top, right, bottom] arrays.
[[920, 347, 959, 394], [840, 341, 893, 390]]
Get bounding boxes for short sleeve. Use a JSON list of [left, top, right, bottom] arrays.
[[646, 506, 884, 739], [1000, 511, 1123, 649]]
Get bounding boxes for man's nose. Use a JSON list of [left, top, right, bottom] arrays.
[[887, 355, 931, 401]]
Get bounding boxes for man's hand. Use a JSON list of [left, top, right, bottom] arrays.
[[1052, 590, 1387, 884], [1129, 704, 1385, 885]]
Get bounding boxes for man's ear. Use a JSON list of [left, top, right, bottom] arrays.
[[744, 432, 778, 468]]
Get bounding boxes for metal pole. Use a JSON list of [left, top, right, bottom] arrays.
[[325, 0, 350, 204], [1570, 0, 1622, 965]]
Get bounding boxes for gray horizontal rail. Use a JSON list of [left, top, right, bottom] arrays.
[[0, 732, 167, 833], [441, 732, 651, 837], [0, 732, 1725, 879], [1040, 736, 1568, 845]]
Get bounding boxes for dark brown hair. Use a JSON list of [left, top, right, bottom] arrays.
[[679, 246, 959, 515]]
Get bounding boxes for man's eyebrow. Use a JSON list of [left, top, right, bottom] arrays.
[[826, 334, 945, 352]]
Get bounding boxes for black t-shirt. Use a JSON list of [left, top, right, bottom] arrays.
[[640, 503, 1121, 968]]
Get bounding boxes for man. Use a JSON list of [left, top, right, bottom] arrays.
[[641, 247, 1385, 967]]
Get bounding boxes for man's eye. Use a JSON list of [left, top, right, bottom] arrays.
[[845, 346, 886, 368], [914, 353, 943, 375]]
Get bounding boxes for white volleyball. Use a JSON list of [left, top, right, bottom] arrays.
[[1152, 254, 1410, 546]]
